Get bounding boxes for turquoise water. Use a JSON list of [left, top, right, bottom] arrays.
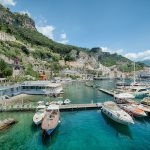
[[1, 80, 150, 150]]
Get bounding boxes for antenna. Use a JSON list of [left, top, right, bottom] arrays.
[[133, 61, 136, 83]]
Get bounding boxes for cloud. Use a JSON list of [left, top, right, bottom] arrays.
[[20, 10, 31, 17], [101, 47, 124, 54], [34, 15, 47, 26], [59, 33, 69, 44], [60, 33, 67, 39], [125, 50, 150, 60], [36, 25, 55, 39], [0, 0, 16, 6]]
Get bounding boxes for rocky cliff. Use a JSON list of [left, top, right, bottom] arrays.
[[0, 4, 36, 30]]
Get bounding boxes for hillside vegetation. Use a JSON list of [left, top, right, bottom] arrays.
[[0, 4, 145, 78]]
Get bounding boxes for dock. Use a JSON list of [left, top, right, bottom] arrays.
[[98, 88, 114, 96], [60, 103, 102, 111], [85, 82, 115, 97], [0, 103, 102, 112]]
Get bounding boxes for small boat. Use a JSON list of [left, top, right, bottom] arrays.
[[141, 97, 150, 106], [41, 104, 60, 135], [129, 87, 149, 98], [101, 101, 134, 125], [116, 82, 130, 88], [45, 102, 49, 106], [63, 99, 71, 104], [0, 118, 17, 130], [37, 101, 44, 105], [33, 105, 46, 125], [137, 104, 150, 113], [114, 93, 135, 104], [119, 104, 147, 117], [115, 93, 135, 99], [57, 100, 63, 105]]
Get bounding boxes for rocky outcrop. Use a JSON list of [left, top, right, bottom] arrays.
[[0, 31, 16, 41], [0, 4, 36, 31]]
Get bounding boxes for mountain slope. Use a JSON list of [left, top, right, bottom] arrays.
[[0, 4, 145, 77], [140, 60, 150, 66]]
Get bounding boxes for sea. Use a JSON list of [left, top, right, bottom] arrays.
[[0, 80, 150, 150]]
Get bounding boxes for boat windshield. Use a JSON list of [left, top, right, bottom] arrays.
[[105, 104, 120, 111]]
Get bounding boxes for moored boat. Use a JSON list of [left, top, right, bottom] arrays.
[[41, 104, 60, 135], [141, 97, 150, 106], [57, 100, 63, 105], [101, 101, 134, 125], [129, 87, 149, 99], [33, 105, 46, 125], [64, 99, 71, 104], [119, 104, 147, 117], [137, 104, 150, 113]]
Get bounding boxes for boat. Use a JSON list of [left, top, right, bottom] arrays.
[[37, 101, 44, 105], [137, 104, 150, 113], [33, 105, 46, 125], [45, 102, 49, 106], [57, 100, 63, 105], [101, 101, 134, 125], [0, 118, 17, 130], [41, 104, 60, 135], [114, 93, 135, 104], [128, 86, 149, 98], [141, 97, 150, 106], [119, 104, 147, 117], [116, 81, 130, 89], [63, 99, 71, 104]]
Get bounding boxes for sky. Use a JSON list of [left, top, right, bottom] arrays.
[[0, 0, 150, 61]]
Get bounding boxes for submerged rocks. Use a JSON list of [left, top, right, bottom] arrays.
[[0, 118, 17, 130]]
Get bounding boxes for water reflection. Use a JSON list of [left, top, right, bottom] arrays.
[[101, 112, 133, 139]]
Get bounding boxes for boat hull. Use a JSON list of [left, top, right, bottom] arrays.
[[120, 106, 146, 117], [33, 120, 42, 125], [33, 113, 45, 125], [46, 127, 56, 135], [101, 108, 132, 125]]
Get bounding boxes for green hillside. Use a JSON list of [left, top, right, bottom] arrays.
[[0, 4, 145, 78]]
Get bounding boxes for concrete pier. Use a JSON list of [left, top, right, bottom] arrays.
[[0, 103, 102, 112]]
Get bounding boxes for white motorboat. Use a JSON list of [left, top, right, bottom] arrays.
[[41, 104, 60, 135], [128, 86, 149, 98], [141, 97, 150, 106], [57, 100, 63, 105], [115, 93, 135, 99], [64, 99, 71, 104], [119, 104, 147, 117], [137, 104, 150, 113], [33, 105, 46, 125], [101, 101, 134, 125], [37, 101, 44, 105]]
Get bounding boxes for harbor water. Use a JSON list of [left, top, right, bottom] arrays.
[[1, 80, 150, 150]]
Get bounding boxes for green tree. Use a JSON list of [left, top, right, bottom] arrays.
[[0, 60, 13, 77]]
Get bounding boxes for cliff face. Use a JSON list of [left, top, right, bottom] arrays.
[[0, 4, 36, 30]]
